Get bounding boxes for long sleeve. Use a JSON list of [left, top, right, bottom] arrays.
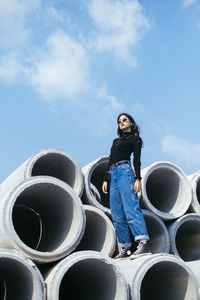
[[103, 154, 111, 182], [132, 136, 142, 180], [103, 139, 116, 182]]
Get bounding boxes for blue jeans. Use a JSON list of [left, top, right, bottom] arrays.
[[110, 162, 149, 248]]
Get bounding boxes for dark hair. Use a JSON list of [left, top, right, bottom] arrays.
[[117, 113, 141, 137]]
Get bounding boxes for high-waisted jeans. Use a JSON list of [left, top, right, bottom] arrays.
[[110, 162, 149, 248]]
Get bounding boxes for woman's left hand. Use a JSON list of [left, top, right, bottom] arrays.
[[134, 180, 141, 194]]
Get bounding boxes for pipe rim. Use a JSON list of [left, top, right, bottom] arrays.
[[79, 205, 116, 256], [142, 209, 170, 253], [189, 172, 200, 213], [4, 177, 86, 263], [0, 249, 46, 299], [141, 161, 192, 220], [25, 148, 84, 197], [169, 213, 200, 260], [45, 250, 129, 299], [84, 157, 111, 214], [132, 253, 198, 299]]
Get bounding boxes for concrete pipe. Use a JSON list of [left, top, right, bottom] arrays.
[[0, 177, 86, 264], [117, 253, 199, 300], [140, 161, 192, 220], [141, 210, 170, 254], [82, 157, 111, 214], [188, 171, 200, 213], [0, 148, 84, 197], [168, 213, 200, 262], [0, 249, 46, 300], [75, 205, 116, 256], [45, 250, 130, 300], [186, 260, 200, 290]]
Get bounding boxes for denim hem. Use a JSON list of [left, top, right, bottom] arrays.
[[135, 235, 149, 242], [118, 242, 132, 248]]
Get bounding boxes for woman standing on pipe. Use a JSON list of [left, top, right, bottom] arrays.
[[102, 113, 151, 260]]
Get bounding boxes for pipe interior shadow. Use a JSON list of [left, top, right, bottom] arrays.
[[141, 262, 192, 300], [90, 162, 110, 208], [145, 215, 168, 253], [76, 210, 107, 251], [59, 260, 117, 300], [176, 220, 200, 261], [146, 168, 179, 212], [196, 179, 200, 204], [12, 183, 75, 252], [31, 154, 76, 188], [0, 258, 33, 300]]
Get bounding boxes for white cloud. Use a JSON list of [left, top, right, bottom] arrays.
[[29, 30, 90, 100], [88, 0, 150, 65], [0, 52, 27, 83], [0, 0, 41, 49], [97, 83, 125, 112], [182, 0, 198, 8], [161, 134, 200, 165], [89, 84, 126, 136], [0, 0, 151, 105]]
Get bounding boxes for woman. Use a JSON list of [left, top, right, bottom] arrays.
[[102, 113, 151, 260]]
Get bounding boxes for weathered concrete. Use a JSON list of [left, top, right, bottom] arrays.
[[0, 148, 84, 197], [142, 210, 170, 254], [140, 161, 192, 220], [82, 156, 111, 214], [0, 177, 86, 264], [168, 213, 200, 262], [76, 205, 116, 257], [117, 253, 199, 300], [0, 249, 46, 299], [188, 171, 200, 214], [45, 250, 130, 300], [186, 260, 200, 290]]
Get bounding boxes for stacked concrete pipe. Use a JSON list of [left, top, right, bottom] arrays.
[[82, 158, 171, 254], [117, 253, 199, 300], [0, 249, 46, 299], [168, 213, 200, 262], [44, 250, 130, 300], [0, 177, 86, 264], [188, 171, 200, 213], [140, 161, 192, 221], [141, 210, 170, 254], [82, 156, 110, 215], [0, 147, 199, 299], [76, 205, 116, 257], [0, 148, 84, 198]]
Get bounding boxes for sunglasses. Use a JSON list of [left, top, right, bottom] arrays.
[[117, 118, 128, 124]]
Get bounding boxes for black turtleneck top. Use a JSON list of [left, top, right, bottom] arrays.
[[104, 132, 142, 181]]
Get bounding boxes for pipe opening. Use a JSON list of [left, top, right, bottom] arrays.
[[76, 210, 108, 252], [59, 259, 118, 300], [146, 168, 180, 213], [12, 182, 77, 252], [196, 179, 200, 204], [31, 154, 76, 188], [0, 258, 33, 299], [144, 214, 168, 253], [140, 261, 193, 300], [90, 162, 110, 208], [176, 220, 200, 261]]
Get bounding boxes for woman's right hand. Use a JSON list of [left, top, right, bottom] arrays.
[[102, 181, 108, 194]]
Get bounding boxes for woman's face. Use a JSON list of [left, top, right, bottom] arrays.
[[118, 115, 132, 132]]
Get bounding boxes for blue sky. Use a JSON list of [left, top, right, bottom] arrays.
[[0, 0, 200, 182]]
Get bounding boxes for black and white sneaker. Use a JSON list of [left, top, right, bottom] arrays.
[[113, 247, 132, 261], [130, 242, 151, 258]]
